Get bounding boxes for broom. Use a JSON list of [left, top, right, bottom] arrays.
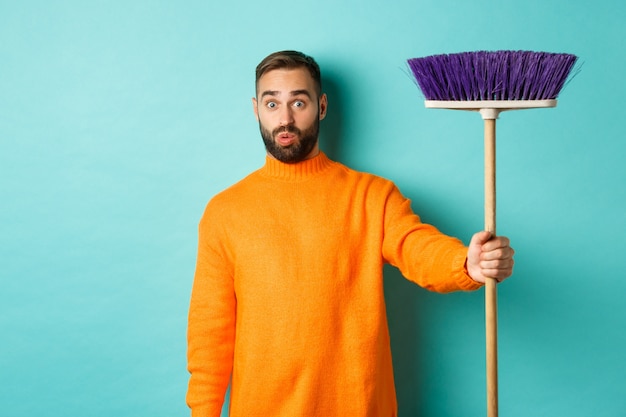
[[406, 50, 578, 417]]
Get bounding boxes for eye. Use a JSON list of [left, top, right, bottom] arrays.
[[266, 101, 277, 109], [293, 100, 305, 108]]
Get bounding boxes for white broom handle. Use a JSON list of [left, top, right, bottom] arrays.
[[484, 118, 498, 417]]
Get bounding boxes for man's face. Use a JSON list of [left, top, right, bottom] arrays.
[[253, 68, 327, 163]]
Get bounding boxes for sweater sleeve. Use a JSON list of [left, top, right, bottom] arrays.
[[381, 184, 483, 293], [186, 203, 236, 417]]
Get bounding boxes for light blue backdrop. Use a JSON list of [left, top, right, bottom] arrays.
[[1, 1, 624, 416]]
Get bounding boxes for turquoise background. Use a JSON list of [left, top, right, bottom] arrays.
[[1, 1, 624, 416]]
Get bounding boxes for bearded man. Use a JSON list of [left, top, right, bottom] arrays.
[[186, 50, 515, 417]]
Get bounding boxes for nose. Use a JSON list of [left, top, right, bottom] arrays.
[[279, 106, 294, 126]]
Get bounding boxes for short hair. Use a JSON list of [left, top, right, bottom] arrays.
[[255, 50, 322, 96]]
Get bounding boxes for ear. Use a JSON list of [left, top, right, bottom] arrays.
[[318, 93, 328, 121], [252, 97, 259, 121]]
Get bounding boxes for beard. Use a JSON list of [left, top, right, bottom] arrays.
[[259, 117, 320, 164]]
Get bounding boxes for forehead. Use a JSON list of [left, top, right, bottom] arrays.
[[256, 68, 317, 97]]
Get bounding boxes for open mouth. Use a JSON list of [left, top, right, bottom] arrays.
[[276, 132, 297, 146]]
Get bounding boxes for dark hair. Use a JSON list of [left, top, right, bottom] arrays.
[[255, 50, 322, 96]]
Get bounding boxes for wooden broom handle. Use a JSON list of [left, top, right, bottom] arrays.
[[484, 118, 498, 417]]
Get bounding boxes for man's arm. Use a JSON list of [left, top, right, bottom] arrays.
[[382, 184, 514, 292], [187, 210, 236, 417]]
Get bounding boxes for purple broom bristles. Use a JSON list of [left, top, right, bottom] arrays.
[[407, 50, 578, 101]]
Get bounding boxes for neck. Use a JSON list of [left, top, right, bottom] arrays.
[[262, 151, 332, 181]]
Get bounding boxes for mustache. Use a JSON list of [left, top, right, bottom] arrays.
[[273, 125, 301, 136]]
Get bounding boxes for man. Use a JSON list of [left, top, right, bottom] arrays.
[[187, 50, 514, 417]]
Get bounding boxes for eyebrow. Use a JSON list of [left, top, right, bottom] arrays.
[[260, 89, 313, 99]]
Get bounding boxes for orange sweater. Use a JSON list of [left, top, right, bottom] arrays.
[[187, 152, 482, 417]]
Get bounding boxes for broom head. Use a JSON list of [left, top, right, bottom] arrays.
[[407, 50, 578, 102]]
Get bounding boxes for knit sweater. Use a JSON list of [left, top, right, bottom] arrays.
[[187, 152, 482, 417]]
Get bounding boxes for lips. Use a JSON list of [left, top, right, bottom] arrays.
[[275, 129, 298, 146]]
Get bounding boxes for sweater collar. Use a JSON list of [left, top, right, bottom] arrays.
[[261, 151, 333, 181]]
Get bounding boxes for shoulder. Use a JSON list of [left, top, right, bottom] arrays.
[[333, 160, 401, 196], [330, 159, 395, 185], [201, 169, 264, 221]]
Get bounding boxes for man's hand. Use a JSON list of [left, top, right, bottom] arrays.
[[466, 231, 515, 284]]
